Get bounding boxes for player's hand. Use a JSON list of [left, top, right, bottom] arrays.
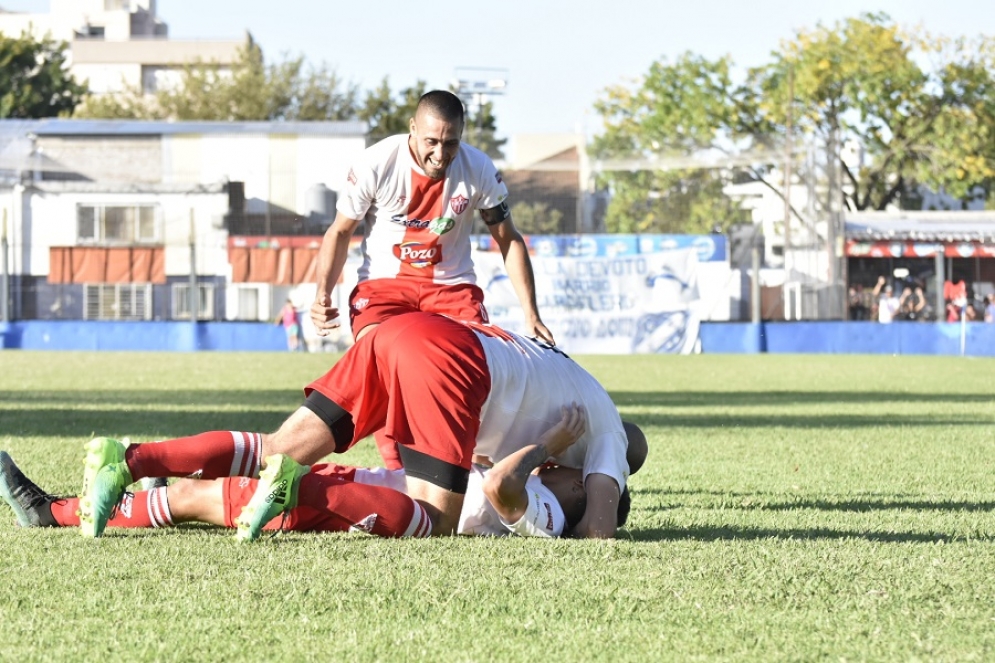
[[529, 318, 556, 346], [310, 294, 340, 336], [541, 403, 586, 457]]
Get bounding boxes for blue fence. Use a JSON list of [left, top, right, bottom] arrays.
[[698, 321, 995, 357], [1, 320, 993, 355]]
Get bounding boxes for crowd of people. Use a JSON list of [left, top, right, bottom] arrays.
[[849, 276, 995, 323]]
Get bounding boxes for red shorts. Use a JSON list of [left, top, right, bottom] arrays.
[[305, 312, 491, 470], [221, 463, 359, 532], [348, 279, 488, 338]]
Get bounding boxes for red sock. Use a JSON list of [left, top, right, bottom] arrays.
[[126, 431, 262, 481], [292, 474, 432, 537], [51, 488, 173, 529]]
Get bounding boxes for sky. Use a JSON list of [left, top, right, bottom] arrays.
[[2, 0, 993, 142]]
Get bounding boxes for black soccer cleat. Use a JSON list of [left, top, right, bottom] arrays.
[[0, 451, 61, 527]]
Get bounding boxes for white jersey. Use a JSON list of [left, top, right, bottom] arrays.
[[471, 326, 630, 494], [337, 134, 509, 285], [353, 465, 565, 537]]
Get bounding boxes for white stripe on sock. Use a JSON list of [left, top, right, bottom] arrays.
[[229, 431, 246, 477]]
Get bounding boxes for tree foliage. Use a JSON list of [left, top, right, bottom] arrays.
[[592, 13, 995, 233], [510, 201, 563, 234], [0, 31, 86, 118], [77, 37, 360, 122]]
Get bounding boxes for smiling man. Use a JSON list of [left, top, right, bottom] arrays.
[[309, 89, 553, 469]]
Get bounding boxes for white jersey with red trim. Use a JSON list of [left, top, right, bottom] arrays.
[[337, 134, 509, 285], [352, 465, 564, 537], [470, 325, 630, 494]]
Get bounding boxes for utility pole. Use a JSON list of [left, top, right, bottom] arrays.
[[1, 208, 8, 323], [189, 209, 198, 329]]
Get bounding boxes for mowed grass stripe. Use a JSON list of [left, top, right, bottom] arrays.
[[0, 351, 993, 661]]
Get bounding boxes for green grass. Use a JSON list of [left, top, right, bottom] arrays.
[[1, 351, 994, 661]]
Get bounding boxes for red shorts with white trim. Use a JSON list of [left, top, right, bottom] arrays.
[[305, 312, 491, 470], [220, 464, 361, 532], [348, 279, 487, 338]]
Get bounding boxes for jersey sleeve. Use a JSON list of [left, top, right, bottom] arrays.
[[500, 478, 565, 538], [337, 148, 380, 221], [475, 158, 509, 211], [580, 432, 629, 494]]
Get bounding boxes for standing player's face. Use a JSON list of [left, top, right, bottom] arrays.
[[408, 111, 461, 179]]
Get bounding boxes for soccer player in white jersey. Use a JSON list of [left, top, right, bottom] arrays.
[[309, 89, 554, 471], [71, 312, 639, 540], [310, 90, 552, 345], [0, 405, 643, 538]]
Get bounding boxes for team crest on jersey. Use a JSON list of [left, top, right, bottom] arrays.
[[397, 194, 407, 206], [450, 194, 469, 216], [429, 217, 455, 235], [349, 514, 378, 534], [495, 171, 503, 185], [347, 168, 357, 185], [393, 241, 441, 267]]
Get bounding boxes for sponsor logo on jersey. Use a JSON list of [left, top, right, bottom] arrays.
[[495, 171, 503, 185], [397, 194, 406, 206], [450, 194, 469, 215], [429, 217, 455, 235], [393, 242, 441, 267], [347, 168, 357, 185], [353, 297, 370, 311], [543, 503, 553, 530], [389, 214, 432, 229]]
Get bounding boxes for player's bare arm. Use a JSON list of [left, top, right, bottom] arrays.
[[483, 204, 556, 345], [571, 473, 621, 539], [482, 404, 586, 523], [311, 212, 361, 335]]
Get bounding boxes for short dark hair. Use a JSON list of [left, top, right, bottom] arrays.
[[417, 90, 465, 126], [617, 486, 631, 528]]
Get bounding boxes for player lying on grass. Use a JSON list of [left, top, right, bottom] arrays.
[[0, 405, 636, 538], [76, 311, 642, 539]]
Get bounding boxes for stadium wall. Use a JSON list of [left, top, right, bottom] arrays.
[[1, 320, 994, 355]]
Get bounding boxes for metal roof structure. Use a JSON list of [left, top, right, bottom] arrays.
[[845, 211, 995, 243]]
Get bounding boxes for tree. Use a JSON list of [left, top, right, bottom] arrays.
[[463, 99, 507, 159], [591, 13, 995, 234], [592, 52, 753, 233], [359, 78, 425, 142], [752, 13, 995, 211], [510, 201, 563, 234], [0, 31, 85, 118], [76, 37, 360, 121]]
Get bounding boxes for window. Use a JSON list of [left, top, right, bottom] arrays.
[[172, 283, 215, 320], [76, 205, 161, 244], [84, 284, 152, 320], [237, 287, 260, 320]]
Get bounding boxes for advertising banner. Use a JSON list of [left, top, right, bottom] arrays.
[[474, 248, 702, 354]]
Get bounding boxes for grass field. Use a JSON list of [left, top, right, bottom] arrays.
[[1, 350, 994, 661]]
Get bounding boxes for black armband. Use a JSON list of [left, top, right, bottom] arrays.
[[483, 201, 510, 226]]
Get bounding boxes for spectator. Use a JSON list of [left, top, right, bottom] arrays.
[[872, 276, 900, 323], [985, 294, 995, 323], [898, 285, 926, 321], [848, 285, 869, 320], [276, 299, 300, 352]]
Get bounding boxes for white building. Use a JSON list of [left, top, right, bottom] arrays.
[[0, 118, 366, 322], [0, 0, 242, 96]]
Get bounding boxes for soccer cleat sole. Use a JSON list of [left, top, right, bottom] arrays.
[[79, 438, 128, 538], [0, 451, 32, 527]]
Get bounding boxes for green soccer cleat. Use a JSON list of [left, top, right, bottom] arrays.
[[235, 454, 310, 542], [79, 437, 131, 538]]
